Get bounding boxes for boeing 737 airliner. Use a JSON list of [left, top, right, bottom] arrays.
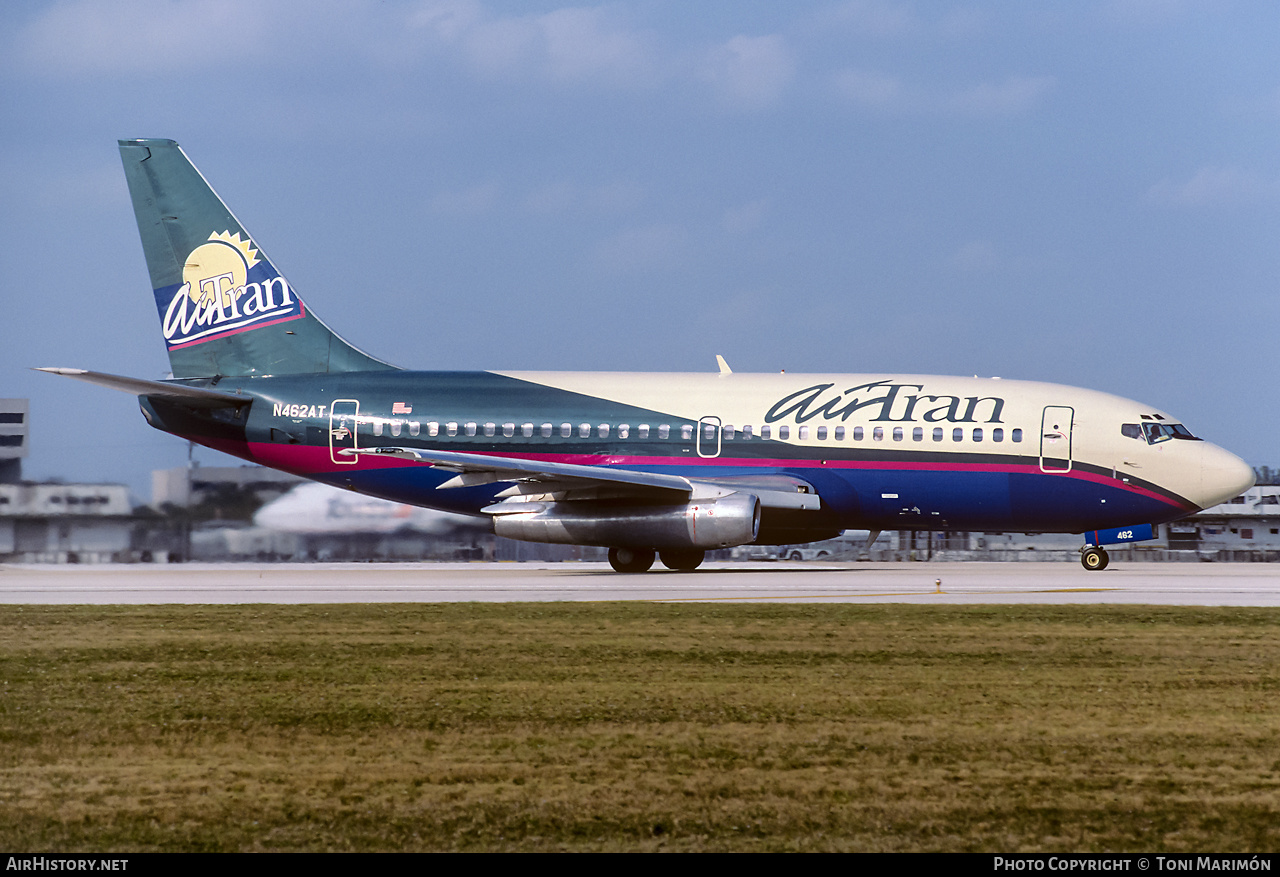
[[39, 139, 1254, 571]]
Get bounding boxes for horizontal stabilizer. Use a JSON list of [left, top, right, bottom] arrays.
[[34, 368, 251, 409]]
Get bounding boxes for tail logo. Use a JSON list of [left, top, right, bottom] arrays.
[[160, 231, 305, 350]]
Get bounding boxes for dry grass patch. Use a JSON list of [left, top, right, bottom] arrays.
[[1, 603, 1277, 850]]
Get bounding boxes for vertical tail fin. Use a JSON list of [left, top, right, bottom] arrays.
[[119, 139, 396, 378]]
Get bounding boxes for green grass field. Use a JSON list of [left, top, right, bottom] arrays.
[[1, 603, 1277, 851]]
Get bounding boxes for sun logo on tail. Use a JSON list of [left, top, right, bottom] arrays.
[[182, 231, 261, 308]]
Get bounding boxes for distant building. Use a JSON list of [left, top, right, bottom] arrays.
[[1170, 478, 1280, 556], [0, 481, 134, 563], [152, 465, 304, 509], [0, 398, 29, 484]]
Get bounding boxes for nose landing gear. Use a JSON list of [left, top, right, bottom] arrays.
[[1081, 546, 1109, 571]]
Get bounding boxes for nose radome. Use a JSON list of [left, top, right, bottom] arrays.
[[1195, 443, 1255, 510]]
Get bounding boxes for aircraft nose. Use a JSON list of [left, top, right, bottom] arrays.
[[1193, 443, 1255, 510]]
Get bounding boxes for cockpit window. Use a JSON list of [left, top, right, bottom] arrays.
[[1142, 422, 1201, 444], [1121, 423, 1143, 440]]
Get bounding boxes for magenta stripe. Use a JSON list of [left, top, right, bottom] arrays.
[[243, 441, 1193, 512]]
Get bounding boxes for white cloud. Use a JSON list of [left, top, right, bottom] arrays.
[[949, 240, 999, 273], [430, 181, 500, 215], [522, 180, 645, 215], [946, 76, 1055, 117], [1147, 166, 1280, 206], [16, 0, 273, 75], [827, 0, 916, 37], [723, 200, 768, 235], [410, 1, 657, 88], [408, 0, 483, 41], [834, 69, 906, 108], [700, 34, 795, 111], [592, 223, 683, 272], [833, 70, 1053, 116]]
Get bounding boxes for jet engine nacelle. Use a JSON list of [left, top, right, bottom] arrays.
[[492, 492, 761, 549]]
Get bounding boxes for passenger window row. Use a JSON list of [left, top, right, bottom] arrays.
[[363, 417, 1023, 444]]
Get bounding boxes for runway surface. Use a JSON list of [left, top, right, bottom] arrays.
[[2, 561, 1279, 605]]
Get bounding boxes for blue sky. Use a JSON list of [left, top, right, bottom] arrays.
[[2, 0, 1277, 500]]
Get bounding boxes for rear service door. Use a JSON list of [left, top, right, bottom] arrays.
[[1040, 406, 1074, 473], [697, 416, 722, 458], [330, 399, 360, 464]]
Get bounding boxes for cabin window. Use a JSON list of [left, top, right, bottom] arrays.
[[638, 424, 650, 439], [598, 424, 610, 438], [446, 422, 458, 436], [484, 422, 496, 437], [659, 424, 670, 439], [933, 427, 944, 442], [891, 427, 902, 441], [1012, 428, 1023, 442], [758, 425, 769, 439], [873, 427, 883, 441], [953, 427, 963, 442], [681, 424, 694, 441], [834, 426, 845, 441], [798, 426, 809, 440], [411, 421, 422, 437], [579, 423, 591, 438], [541, 423, 553, 438], [521, 423, 533, 437], [390, 420, 402, 437], [741, 425, 753, 440], [619, 424, 630, 439], [704, 423, 717, 440], [992, 428, 1003, 442], [723, 426, 734, 440], [973, 428, 983, 442], [465, 422, 477, 437], [372, 419, 384, 437], [502, 422, 515, 437], [816, 426, 827, 440], [560, 423, 572, 438], [912, 427, 923, 442], [853, 426, 864, 441], [777, 425, 790, 440]]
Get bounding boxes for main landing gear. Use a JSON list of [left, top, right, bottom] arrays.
[[607, 547, 705, 572], [1081, 546, 1109, 571]]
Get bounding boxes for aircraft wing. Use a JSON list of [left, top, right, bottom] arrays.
[[35, 368, 251, 409], [344, 447, 822, 510], [346, 447, 692, 497]]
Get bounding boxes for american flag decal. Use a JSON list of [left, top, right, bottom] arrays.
[[392, 402, 411, 414]]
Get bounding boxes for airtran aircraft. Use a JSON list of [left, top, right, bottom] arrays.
[[40, 139, 1254, 572]]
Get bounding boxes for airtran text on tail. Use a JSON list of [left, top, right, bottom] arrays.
[[159, 230, 304, 350]]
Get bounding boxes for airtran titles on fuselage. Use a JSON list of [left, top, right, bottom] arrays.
[[765, 381, 1006, 425], [159, 231, 304, 349]]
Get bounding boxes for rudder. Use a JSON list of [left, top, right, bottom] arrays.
[[119, 139, 396, 378]]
